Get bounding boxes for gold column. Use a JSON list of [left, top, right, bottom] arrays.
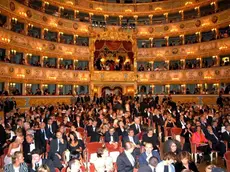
[[74, 34, 78, 44], [24, 22, 28, 35], [5, 49, 10, 59], [22, 83, 26, 95], [24, 0, 29, 6], [42, 1, 46, 12], [23, 53, 28, 65], [90, 82, 94, 99], [41, 28, 45, 39], [6, 17, 12, 30], [165, 60, 169, 70], [195, 6, 200, 17], [212, 2, 218, 13], [151, 85, 155, 94], [216, 55, 220, 66], [58, 7, 63, 17], [179, 10, 184, 21], [149, 15, 153, 25], [74, 10, 78, 19], [58, 32, 62, 43], [180, 59, 185, 69], [4, 81, 9, 93], [134, 15, 138, 25], [165, 36, 169, 46], [164, 13, 168, 23], [104, 15, 109, 24], [56, 85, 59, 95], [57, 58, 61, 68], [119, 15, 123, 26], [197, 57, 202, 68], [196, 32, 201, 42], [180, 35, 185, 45], [149, 37, 153, 47], [41, 56, 44, 67], [89, 13, 94, 24]]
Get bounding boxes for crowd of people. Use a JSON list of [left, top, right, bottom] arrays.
[[0, 92, 229, 172]]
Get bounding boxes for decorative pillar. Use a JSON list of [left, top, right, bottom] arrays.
[[23, 53, 28, 65], [4, 81, 9, 93], [42, 1, 46, 12], [5, 49, 10, 59], [56, 85, 59, 95], [165, 60, 169, 70], [74, 10, 78, 19], [22, 83, 26, 95], [24, 22, 28, 35], [58, 32, 62, 43], [195, 6, 201, 17], [149, 38, 153, 47], [179, 10, 184, 21], [90, 82, 94, 99], [24, 0, 29, 6], [216, 55, 220, 66], [134, 15, 138, 25], [198, 57, 202, 68], [57, 58, 61, 68], [58, 7, 62, 17], [164, 13, 168, 23], [165, 36, 169, 46], [196, 32, 201, 42], [180, 35, 185, 45], [212, 2, 218, 13], [6, 17, 12, 30], [74, 35, 78, 44], [149, 15, 153, 25], [89, 13, 93, 23], [181, 59, 185, 69], [104, 15, 109, 24], [40, 56, 44, 67], [119, 15, 123, 26]]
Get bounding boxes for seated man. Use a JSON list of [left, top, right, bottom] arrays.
[[139, 143, 161, 167], [104, 127, 119, 144], [206, 125, 226, 157], [29, 149, 55, 172], [138, 156, 159, 172], [123, 128, 141, 157], [48, 131, 67, 170], [222, 123, 230, 148]]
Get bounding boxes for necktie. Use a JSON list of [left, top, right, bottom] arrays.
[[57, 139, 60, 152], [35, 163, 39, 171]]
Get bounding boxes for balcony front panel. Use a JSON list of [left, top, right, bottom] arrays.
[[137, 66, 230, 84], [137, 38, 230, 61], [0, 28, 90, 60], [0, 62, 90, 84], [0, 1, 229, 38], [46, 0, 209, 16], [91, 71, 136, 82]]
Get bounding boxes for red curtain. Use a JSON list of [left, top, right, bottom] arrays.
[[95, 40, 132, 52]]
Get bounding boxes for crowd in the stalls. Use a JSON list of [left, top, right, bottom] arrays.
[[0, 92, 229, 172]]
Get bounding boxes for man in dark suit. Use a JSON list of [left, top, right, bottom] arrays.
[[116, 141, 136, 172], [130, 117, 142, 135], [104, 127, 119, 143], [138, 156, 159, 172], [29, 149, 55, 172], [222, 124, 230, 148], [45, 118, 56, 139], [35, 122, 48, 154], [206, 126, 226, 157], [0, 117, 6, 155], [48, 131, 67, 170], [139, 143, 161, 167], [122, 128, 140, 147], [23, 134, 40, 163], [87, 119, 100, 142], [155, 94, 159, 105], [73, 115, 84, 128]]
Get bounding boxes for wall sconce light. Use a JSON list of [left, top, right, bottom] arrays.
[[17, 74, 25, 78], [27, 53, 32, 57], [194, 6, 199, 10], [60, 6, 64, 10], [125, 9, 132, 13], [43, 56, 48, 59], [185, 2, 193, 5], [44, 1, 49, 5], [44, 28, 48, 31], [26, 84, 32, 87], [74, 85, 78, 88], [210, 2, 215, 5], [42, 84, 48, 88], [59, 58, 63, 61], [1, 38, 10, 43], [11, 49, 16, 55], [10, 83, 16, 87], [58, 85, 63, 88], [95, 7, 102, 11], [59, 32, 63, 35], [12, 18, 18, 23], [155, 7, 162, 11]]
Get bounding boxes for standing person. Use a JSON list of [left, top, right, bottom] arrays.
[[4, 151, 28, 172], [156, 152, 176, 172], [116, 141, 136, 172], [0, 116, 6, 155]]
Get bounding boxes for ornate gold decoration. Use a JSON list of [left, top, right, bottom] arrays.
[[49, 44, 55, 51], [195, 20, 201, 27], [148, 27, 154, 33], [211, 16, 218, 23], [73, 23, 78, 30], [164, 26, 169, 31], [42, 16, 48, 22], [180, 23, 185, 29], [58, 20, 63, 26], [26, 10, 32, 18], [10, 1, 15, 11], [172, 48, 178, 54]]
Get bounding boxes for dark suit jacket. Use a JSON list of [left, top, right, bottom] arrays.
[[29, 159, 55, 172], [138, 165, 152, 172], [104, 131, 119, 143], [222, 131, 230, 147], [122, 135, 140, 147], [87, 125, 100, 142], [175, 162, 199, 172], [0, 124, 6, 155], [116, 151, 135, 172], [45, 125, 55, 139], [49, 138, 67, 158], [130, 124, 142, 135], [138, 151, 161, 166], [73, 121, 84, 128], [34, 129, 47, 153], [23, 140, 40, 163]]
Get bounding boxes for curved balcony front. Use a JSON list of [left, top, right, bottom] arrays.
[[0, 28, 90, 60], [137, 37, 230, 61], [0, 0, 229, 38], [0, 62, 90, 84], [137, 66, 230, 84], [45, 0, 210, 16]]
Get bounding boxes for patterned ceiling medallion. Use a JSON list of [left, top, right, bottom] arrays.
[[58, 20, 63, 26], [211, 16, 218, 23], [26, 69, 30, 74], [49, 44, 55, 50], [10, 2, 15, 11], [195, 20, 201, 27], [9, 67, 14, 73], [172, 48, 178, 54], [198, 71, 203, 76], [42, 16, 48, 22], [180, 23, 185, 29], [73, 23, 78, 30], [148, 27, 154, 33], [26, 10, 32, 18], [89, 3, 93, 9], [215, 70, 220, 75], [164, 26, 169, 31]]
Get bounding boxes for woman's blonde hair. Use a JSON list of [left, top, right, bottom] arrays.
[[12, 151, 22, 164], [37, 164, 50, 172]]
